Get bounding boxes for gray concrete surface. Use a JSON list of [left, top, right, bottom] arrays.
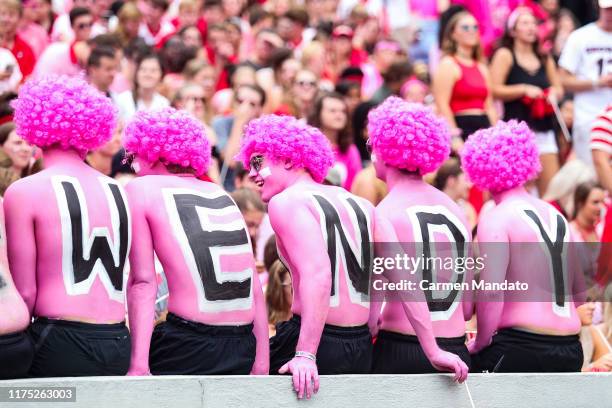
[[0, 373, 610, 408]]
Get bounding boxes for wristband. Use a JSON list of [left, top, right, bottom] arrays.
[[295, 351, 316, 362]]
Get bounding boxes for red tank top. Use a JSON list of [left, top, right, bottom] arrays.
[[450, 58, 488, 113]]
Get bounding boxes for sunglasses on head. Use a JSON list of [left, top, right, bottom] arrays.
[[249, 155, 264, 172], [459, 24, 479, 32]]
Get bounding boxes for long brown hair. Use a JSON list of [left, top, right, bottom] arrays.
[[498, 10, 546, 65], [441, 11, 483, 61], [266, 260, 292, 325], [308, 92, 353, 153]]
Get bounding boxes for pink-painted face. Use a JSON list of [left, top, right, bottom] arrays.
[[247, 153, 289, 202]]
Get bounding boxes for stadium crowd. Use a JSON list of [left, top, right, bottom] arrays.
[[0, 0, 610, 389]]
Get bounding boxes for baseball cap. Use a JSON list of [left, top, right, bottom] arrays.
[[600, 0, 612, 8]]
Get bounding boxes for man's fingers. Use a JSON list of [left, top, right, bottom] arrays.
[[313, 371, 320, 394], [298, 370, 306, 399], [305, 371, 314, 399], [278, 362, 289, 374]]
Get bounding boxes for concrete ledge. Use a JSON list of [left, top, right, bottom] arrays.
[[1, 373, 611, 408]]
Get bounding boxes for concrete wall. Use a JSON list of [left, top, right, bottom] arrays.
[[1, 373, 610, 408]]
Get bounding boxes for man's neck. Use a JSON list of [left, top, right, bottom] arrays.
[[597, 20, 612, 33], [43, 147, 85, 167], [492, 185, 528, 204], [0, 31, 16, 48], [385, 166, 423, 191]]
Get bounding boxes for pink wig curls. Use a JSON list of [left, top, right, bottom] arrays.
[[367, 96, 450, 175], [123, 107, 211, 176], [11, 75, 117, 156], [237, 114, 334, 183], [461, 120, 541, 193]]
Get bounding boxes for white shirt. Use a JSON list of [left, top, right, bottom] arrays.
[[559, 23, 612, 128], [115, 91, 170, 122], [0, 48, 22, 94]]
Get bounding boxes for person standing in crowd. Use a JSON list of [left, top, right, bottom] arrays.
[[490, 7, 564, 196], [570, 181, 606, 243], [308, 92, 361, 190], [266, 259, 292, 337], [230, 187, 266, 257], [183, 59, 218, 123], [123, 107, 268, 376], [86, 46, 118, 96], [5, 76, 132, 377], [367, 97, 471, 377], [559, 0, 612, 168], [86, 121, 122, 177], [0, 122, 33, 182], [0, 199, 33, 379], [463, 120, 585, 372], [114, 2, 142, 48], [591, 104, 612, 194], [32, 7, 93, 78], [238, 115, 375, 399], [115, 52, 169, 121], [0, 0, 36, 79], [214, 84, 266, 191], [288, 68, 319, 119], [433, 158, 477, 231], [433, 11, 497, 141]]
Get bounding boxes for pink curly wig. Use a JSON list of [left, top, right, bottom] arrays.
[[11, 75, 117, 155], [123, 107, 211, 176], [237, 114, 334, 183], [367, 96, 450, 175], [461, 120, 541, 193]]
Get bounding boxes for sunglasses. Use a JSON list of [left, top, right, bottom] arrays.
[[185, 96, 205, 103], [459, 24, 479, 32], [296, 80, 317, 88], [249, 155, 264, 172]]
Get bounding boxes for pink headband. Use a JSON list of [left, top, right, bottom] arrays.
[[507, 7, 534, 30]]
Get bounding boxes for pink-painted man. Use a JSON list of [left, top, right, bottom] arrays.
[[462, 120, 585, 372], [4, 76, 131, 377], [237, 115, 376, 399], [124, 107, 268, 376], [366, 97, 472, 376], [0, 200, 33, 379]]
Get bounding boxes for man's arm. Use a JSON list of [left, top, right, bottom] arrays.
[[374, 209, 468, 382], [559, 69, 612, 93], [4, 181, 37, 314], [250, 266, 270, 375], [268, 195, 331, 399], [125, 182, 158, 376], [470, 211, 509, 354], [592, 149, 612, 194]]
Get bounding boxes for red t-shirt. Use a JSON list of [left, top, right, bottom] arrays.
[[11, 35, 36, 79]]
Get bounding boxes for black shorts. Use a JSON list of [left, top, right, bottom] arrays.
[[371, 330, 471, 374], [454, 114, 491, 141], [28, 317, 130, 377], [0, 331, 34, 379], [270, 315, 372, 375], [472, 328, 583, 373], [149, 312, 255, 375]]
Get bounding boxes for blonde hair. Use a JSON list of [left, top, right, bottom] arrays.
[[542, 160, 596, 217], [441, 11, 483, 61], [0, 0, 21, 14], [179, 0, 198, 12]]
